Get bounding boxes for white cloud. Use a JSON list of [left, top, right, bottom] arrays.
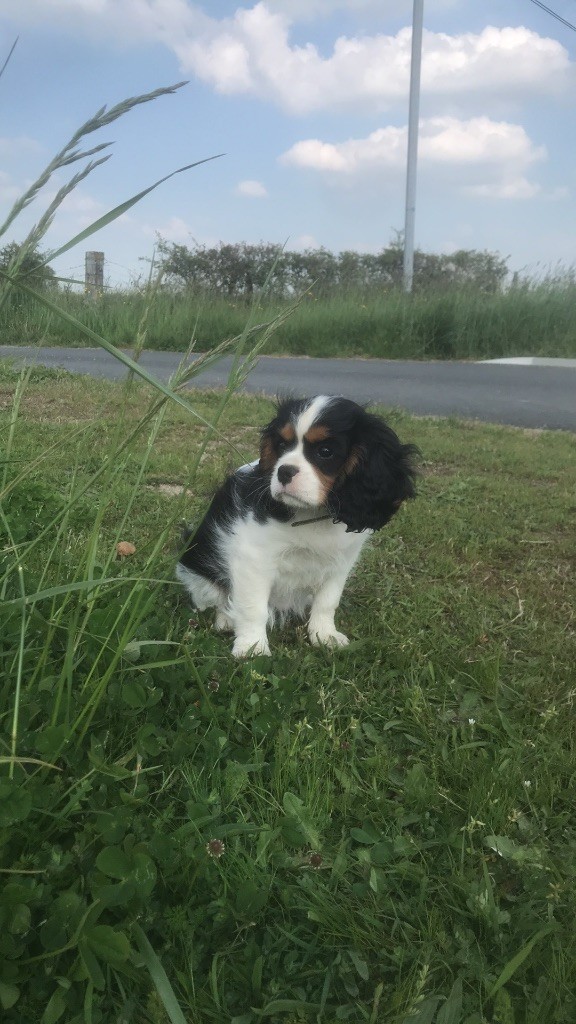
[[282, 116, 543, 172], [282, 130, 400, 174], [141, 215, 193, 241], [267, 0, 458, 14], [420, 117, 545, 167], [235, 179, 268, 197], [464, 178, 541, 200], [281, 116, 546, 199], [292, 233, 319, 249], [164, 9, 574, 115], [0, 0, 212, 45], [267, 0, 409, 19], [0, 2, 572, 115], [465, 180, 570, 201], [59, 192, 104, 217]]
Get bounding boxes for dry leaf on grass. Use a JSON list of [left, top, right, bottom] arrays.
[[116, 541, 136, 558]]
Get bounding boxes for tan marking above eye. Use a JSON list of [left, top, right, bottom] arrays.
[[304, 425, 330, 443], [279, 424, 296, 442]]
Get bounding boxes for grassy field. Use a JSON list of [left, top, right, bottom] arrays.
[[1, 358, 575, 1023], [2, 281, 576, 360]]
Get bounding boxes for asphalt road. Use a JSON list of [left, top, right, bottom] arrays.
[[1, 344, 574, 431]]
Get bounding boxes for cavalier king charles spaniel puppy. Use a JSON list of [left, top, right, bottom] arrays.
[[177, 395, 417, 657]]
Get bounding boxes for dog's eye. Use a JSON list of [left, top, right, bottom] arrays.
[[317, 444, 334, 460], [277, 438, 289, 453]]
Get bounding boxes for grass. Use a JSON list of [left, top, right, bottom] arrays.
[[1, 360, 575, 1023], [1, 66, 575, 1023], [2, 279, 576, 360]]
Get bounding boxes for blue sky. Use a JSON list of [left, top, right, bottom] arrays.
[[1, 0, 575, 287]]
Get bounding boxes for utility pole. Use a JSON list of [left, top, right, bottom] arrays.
[[402, 0, 424, 294], [85, 251, 104, 295]]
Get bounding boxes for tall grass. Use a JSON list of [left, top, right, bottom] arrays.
[[0, 72, 296, 1024], [3, 277, 576, 359]]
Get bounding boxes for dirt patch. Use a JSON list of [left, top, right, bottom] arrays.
[[421, 462, 457, 477], [145, 483, 194, 497]]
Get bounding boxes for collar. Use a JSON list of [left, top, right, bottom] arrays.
[[291, 512, 333, 527]]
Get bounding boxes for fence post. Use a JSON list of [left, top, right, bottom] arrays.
[[85, 251, 104, 295]]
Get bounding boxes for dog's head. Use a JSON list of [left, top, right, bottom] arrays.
[[259, 395, 418, 531]]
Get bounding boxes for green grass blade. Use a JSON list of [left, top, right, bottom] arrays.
[[0, 81, 188, 241], [0, 502, 28, 779], [400, 996, 442, 1024], [69, 81, 189, 141], [0, 268, 298, 440], [435, 977, 463, 1024], [0, 268, 236, 431], [132, 924, 187, 1024], [39, 154, 224, 267], [486, 925, 556, 1000], [22, 155, 112, 257], [253, 999, 321, 1016], [1, 577, 141, 609]]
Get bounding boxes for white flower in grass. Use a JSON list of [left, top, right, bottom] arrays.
[[206, 839, 225, 858]]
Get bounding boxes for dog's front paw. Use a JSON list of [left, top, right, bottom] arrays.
[[215, 609, 234, 632], [309, 626, 350, 649], [232, 635, 271, 658]]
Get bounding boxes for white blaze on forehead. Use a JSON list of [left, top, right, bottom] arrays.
[[294, 396, 333, 440], [271, 396, 335, 508]]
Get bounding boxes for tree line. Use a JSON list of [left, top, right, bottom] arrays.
[[157, 236, 509, 298], [0, 238, 509, 299]]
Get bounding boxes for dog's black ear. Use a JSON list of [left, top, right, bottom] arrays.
[[258, 417, 276, 472], [330, 412, 418, 532]]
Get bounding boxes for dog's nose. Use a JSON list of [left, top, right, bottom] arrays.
[[277, 464, 299, 485]]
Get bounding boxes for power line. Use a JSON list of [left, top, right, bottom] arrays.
[[527, 0, 576, 33], [0, 37, 18, 80]]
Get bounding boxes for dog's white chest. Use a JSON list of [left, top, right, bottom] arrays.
[[265, 520, 366, 615]]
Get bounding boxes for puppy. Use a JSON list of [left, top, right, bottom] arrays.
[[177, 395, 417, 657]]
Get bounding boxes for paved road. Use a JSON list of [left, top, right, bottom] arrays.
[[1, 344, 574, 431]]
